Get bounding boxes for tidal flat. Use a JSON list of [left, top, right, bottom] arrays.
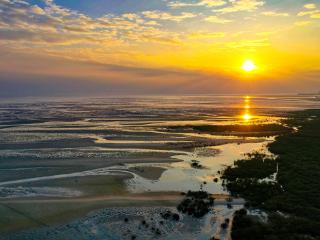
[[0, 95, 319, 239]]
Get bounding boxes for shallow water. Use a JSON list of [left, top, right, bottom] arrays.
[[0, 95, 319, 239], [0, 95, 319, 197], [126, 141, 271, 193]]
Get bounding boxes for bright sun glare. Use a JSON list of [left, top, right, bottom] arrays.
[[242, 113, 252, 121], [242, 60, 256, 72]]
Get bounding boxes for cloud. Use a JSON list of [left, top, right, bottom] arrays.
[[298, 10, 320, 18], [213, 0, 265, 14], [1, 50, 319, 96], [0, 0, 319, 96], [142, 11, 197, 22], [168, 0, 226, 8], [298, 4, 320, 18], [187, 31, 226, 39], [204, 15, 232, 23], [0, 0, 186, 49], [294, 21, 312, 27], [310, 12, 320, 18], [304, 4, 317, 10], [225, 38, 269, 48], [30, 5, 45, 15], [261, 11, 289, 17], [0, 49, 232, 96]]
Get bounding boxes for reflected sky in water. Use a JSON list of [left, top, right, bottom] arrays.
[[0, 95, 318, 197]]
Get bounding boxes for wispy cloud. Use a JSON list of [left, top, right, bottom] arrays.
[[294, 21, 312, 27], [304, 4, 317, 10], [298, 10, 320, 18], [142, 11, 197, 22], [261, 11, 289, 17], [225, 38, 269, 48], [0, 0, 187, 49], [204, 15, 232, 23], [187, 31, 226, 39], [298, 3, 320, 18], [168, 0, 226, 8], [213, 0, 265, 14]]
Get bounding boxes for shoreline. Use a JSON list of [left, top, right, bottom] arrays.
[[0, 192, 244, 235]]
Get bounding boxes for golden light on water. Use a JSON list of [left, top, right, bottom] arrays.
[[242, 113, 252, 121], [241, 95, 253, 122], [242, 60, 256, 72]]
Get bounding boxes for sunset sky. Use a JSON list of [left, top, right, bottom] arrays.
[[1, 0, 320, 96]]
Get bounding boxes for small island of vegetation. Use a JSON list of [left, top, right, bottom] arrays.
[[177, 190, 214, 218]]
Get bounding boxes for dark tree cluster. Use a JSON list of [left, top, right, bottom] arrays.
[[221, 152, 281, 207], [231, 208, 320, 240], [221, 218, 230, 229], [177, 191, 214, 218], [190, 160, 203, 169], [222, 152, 277, 181], [160, 210, 180, 221]]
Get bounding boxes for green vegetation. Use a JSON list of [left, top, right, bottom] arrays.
[[222, 153, 281, 207], [268, 110, 320, 221], [223, 110, 320, 239], [232, 209, 320, 240], [223, 152, 277, 180]]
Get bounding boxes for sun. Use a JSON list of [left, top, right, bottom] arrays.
[[242, 60, 256, 72]]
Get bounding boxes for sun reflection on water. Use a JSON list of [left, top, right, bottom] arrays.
[[242, 113, 252, 121], [241, 96, 253, 123]]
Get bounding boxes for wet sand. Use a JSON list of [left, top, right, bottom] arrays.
[[0, 192, 244, 236], [128, 166, 167, 181]]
